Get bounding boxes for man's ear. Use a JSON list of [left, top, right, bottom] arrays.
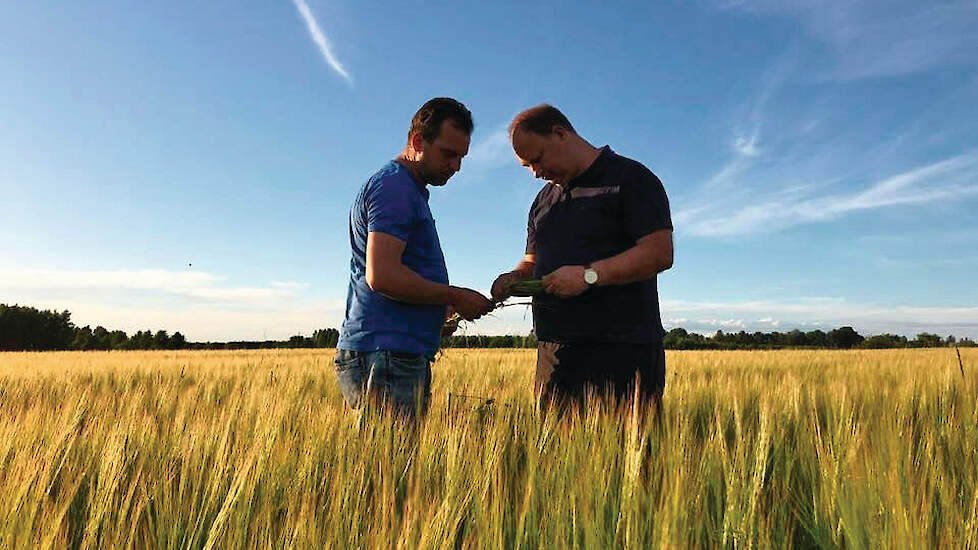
[[410, 133, 426, 156]]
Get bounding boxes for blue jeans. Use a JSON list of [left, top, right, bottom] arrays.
[[334, 349, 432, 418]]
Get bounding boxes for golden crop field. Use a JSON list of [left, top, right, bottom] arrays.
[[1, 348, 976, 549]]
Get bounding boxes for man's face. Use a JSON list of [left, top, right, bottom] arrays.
[[416, 120, 470, 186], [512, 128, 572, 185]]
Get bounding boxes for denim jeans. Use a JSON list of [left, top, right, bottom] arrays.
[[334, 349, 432, 418]]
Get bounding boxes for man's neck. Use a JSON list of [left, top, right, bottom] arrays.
[[566, 143, 602, 183], [395, 153, 426, 187]]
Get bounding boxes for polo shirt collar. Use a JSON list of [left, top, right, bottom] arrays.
[[563, 145, 613, 191]]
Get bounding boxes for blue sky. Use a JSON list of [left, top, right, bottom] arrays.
[[2, 1, 977, 341]]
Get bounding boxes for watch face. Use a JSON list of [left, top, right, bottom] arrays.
[[584, 268, 598, 285]]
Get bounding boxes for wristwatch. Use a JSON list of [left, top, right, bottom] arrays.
[[583, 264, 599, 286]]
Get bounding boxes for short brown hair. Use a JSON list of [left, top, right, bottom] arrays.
[[408, 97, 474, 144], [509, 104, 576, 137]]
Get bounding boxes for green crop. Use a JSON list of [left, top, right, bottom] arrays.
[[510, 279, 545, 296]]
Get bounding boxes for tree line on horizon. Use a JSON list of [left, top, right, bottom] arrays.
[[0, 303, 973, 352], [0, 304, 342, 352]]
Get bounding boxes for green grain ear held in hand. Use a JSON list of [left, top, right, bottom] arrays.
[[510, 279, 544, 297]]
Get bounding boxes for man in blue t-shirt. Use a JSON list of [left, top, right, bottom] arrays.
[[336, 98, 493, 418]]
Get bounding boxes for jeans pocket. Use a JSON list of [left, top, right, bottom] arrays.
[[334, 349, 360, 371], [385, 352, 431, 414], [387, 352, 428, 375], [389, 351, 424, 361], [334, 350, 368, 408]]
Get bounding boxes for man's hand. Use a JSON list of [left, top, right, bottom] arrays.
[[442, 317, 460, 337], [449, 287, 493, 320], [542, 265, 588, 298], [441, 305, 459, 337], [491, 271, 524, 302]]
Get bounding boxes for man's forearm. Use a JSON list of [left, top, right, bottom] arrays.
[[368, 263, 454, 305], [591, 232, 673, 286], [511, 260, 535, 278]]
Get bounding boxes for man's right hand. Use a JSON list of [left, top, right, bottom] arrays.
[[449, 287, 493, 321], [491, 271, 524, 302]]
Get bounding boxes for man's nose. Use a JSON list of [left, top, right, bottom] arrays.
[[450, 157, 461, 172]]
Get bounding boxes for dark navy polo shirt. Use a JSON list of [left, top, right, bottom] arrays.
[[526, 146, 672, 344], [337, 160, 449, 358]]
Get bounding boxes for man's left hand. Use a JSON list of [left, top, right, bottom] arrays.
[[542, 265, 588, 298], [442, 305, 459, 337], [442, 316, 460, 337]]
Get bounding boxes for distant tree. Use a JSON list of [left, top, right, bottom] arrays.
[[807, 330, 827, 347], [129, 330, 153, 350], [664, 328, 700, 349], [71, 325, 94, 350], [7, 301, 975, 353], [288, 335, 312, 348], [91, 326, 111, 350], [913, 333, 943, 348], [786, 329, 807, 347], [860, 333, 908, 349], [108, 330, 129, 350], [0, 304, 75, 351], [312, 328, 340, 348], [170, 332, 187, 350], [153, 330, 170, 350], [827, 327, 864, 349]]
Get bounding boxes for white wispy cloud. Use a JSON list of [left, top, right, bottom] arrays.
[[675, 39, 978, 239], [732, 133, 760, 157], [473, 297, 978, 338], [0, 269, 220, 291], [679, 151, 978, 237], [0, 269, 306, 305], [270, 281, 311, 291], [463, 125, 512, 170], [721, 1, 978, 80], [661, 297, 978, 337], [699, 51, 793, 191], [440, 296, 978, 339], [20, 298, 346, 342], [290, 0, 352, 84], [2, 269, 335, 340], [179, 287, 294, 303]]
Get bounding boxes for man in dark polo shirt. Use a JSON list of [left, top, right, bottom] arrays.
[[336, 98, 493, 419], [491, 104, 673, 414]]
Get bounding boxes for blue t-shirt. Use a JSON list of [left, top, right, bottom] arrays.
[[337, 160, 449, 358]]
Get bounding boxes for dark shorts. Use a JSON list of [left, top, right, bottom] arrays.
[[334, 349, 432, 418], [535, 341, 666, 412]]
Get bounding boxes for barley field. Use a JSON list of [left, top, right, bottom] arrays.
[[1, 348, 976, 549]]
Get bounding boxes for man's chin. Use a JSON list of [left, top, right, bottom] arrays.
[[430, 174, 455, 186]]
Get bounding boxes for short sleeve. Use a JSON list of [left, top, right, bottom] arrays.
[[525, 195, 540, 255], [621, 165, 672, 240], [365, 179, 417, 242]]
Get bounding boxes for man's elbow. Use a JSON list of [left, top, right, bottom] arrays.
[[649, 250, 673, 275], [365, 270, 390, 294], [659, 251, 674, 273]]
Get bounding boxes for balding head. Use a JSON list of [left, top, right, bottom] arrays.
[[509, 104, 576, 139], [510, 104, 600, 186]]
